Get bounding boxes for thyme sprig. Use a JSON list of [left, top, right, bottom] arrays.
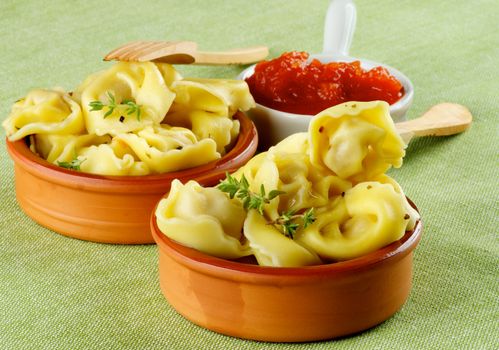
[[89, 91, 142, 121], [217, 172, 316, 238], [269, 208, 316, 239], [217, 172, 283, 215], [57, 157, 86, 171]]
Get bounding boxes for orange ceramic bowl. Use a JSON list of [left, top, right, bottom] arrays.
[[151, 200, 422, 342], [6, 112, 257, 244]]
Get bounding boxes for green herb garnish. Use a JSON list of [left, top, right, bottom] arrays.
[[270, 208, 316, 239], [89, 91, 142, 121], [217, 172, 284, 215], [217, 172, 316, 238], [57, 157, 86, 171], [122, 98, 141, 121]]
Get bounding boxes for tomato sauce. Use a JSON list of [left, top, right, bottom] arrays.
[[245, 51, 404, 115]]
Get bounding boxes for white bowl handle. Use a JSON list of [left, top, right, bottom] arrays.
[[322, 0, 357, 56]]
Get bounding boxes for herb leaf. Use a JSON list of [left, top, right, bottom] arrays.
[[89, 92, 142, 121], [217, 172, 280, 215], [57, 157, 86, 171], [217, 173, 316, 239], [268, 208, 316, 239]]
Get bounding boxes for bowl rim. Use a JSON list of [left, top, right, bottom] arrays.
[[237, 54, 414, 119], [151, 197, 422, 283], [6, 111, 258, 194]]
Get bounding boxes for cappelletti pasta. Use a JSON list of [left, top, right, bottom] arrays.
[[156, 180, 252, 259], [166, 78, 254, 154], [3, 62, 254, 176], [156, 101, 420, 267], [3, 89, 85, 141]]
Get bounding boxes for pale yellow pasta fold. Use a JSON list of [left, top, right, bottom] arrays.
[[234, 150, 351, 216], [309, 101, 405, 182], [78, 62, 176, 136], [243, 210, 322, 267], [373, 174, 421, 231], [113, 125, 220, 174], [297, 182, 410, 261], [77, 141, 149, 176], [268, 132, 309, 155], [33, 133, 111, 164], [155, 180, 251, 259], [3, 89, 85, 141], [166, 78, 254, 153]]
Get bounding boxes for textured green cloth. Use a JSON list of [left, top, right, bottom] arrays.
[[1, 0, 497, 349]]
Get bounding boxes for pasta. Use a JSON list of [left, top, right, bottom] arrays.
[[4, 61, 253, 176], [3, 89, 85, 141], [78, 62, 176, 136], [77, 142, 150, 176], [309, 101, 405, 183], [165, 78, 255, 153], [33, 133, 110, 164], [296, 182, 411, 261], [114, 125, 220, 174], [155, 100, 419, 267], [155, 180, 252, 259], [243, 210, 321, 267]]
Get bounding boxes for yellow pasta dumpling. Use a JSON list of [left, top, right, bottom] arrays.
[[309, 101, 405, 183], [235, 149, 351, 217], [77, 142, 149, 176], [113, 125, 220, 174], [297, 182, 411, 261], [155, 63, 183, 87], [268, 151, 351, 212], [78, 62, 176, 136], [373, 174, 420, 231], [156, 180, 252, 259], [170, 78, 255, 117], [165, 78, 255, 153], [233, 153, 281, 220], [3, 89, 85, 141], [33, 133, 111, 164], [268, 132, 309, 155], [243, 210, 322, 267]]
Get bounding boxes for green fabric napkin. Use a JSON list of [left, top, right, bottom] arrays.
[[1, 0, 497, 349]]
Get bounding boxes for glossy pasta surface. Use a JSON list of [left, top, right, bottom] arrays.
[[3, 63, 255, 175], [156, 101, 420, 267]]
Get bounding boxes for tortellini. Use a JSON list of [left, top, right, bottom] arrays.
[[78, 62, 176, 136], [296, 182, 414, 261], [156, 101, 420, 267], [156, 180, 251, 259], [165, 78, 255, 153], [78, 142, 150, 176], [243, 210, 321, 267], [4, 62, 253, 176], [114, 125, 220, 174], [309, 101, 405, 182], [33, 133, 111, 164], [3, 89, 85, 141]]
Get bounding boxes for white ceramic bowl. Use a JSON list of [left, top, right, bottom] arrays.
[[237, 0, 414, 149], [238, 55, 414, 149]]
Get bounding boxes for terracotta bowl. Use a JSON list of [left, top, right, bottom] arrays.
[[6, 112, 258, 244], [151, 199, 422, 342]]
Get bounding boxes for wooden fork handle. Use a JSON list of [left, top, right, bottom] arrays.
[[395, 103, 473, 143], [192, 46, 269, 65]]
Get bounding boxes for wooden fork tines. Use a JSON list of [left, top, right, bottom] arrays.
[[104, 40, 269, 65], [104, 41, 198, 63]]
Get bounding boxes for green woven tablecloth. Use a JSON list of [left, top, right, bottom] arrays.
[[1, 0, 497, 348]]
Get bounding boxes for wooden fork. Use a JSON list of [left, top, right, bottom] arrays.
[[104, 40, 269, 65]]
